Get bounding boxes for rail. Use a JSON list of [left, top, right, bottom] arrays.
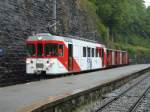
[[95, 74, 149, 112]]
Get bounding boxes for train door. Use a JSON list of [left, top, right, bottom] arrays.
[[107, 50, 112, 66], [112, 50, 115, 65], [101, 48, 105, 67], [68, 44, 73, 71], [115, 51, 117, 65], [120, 52, 122, 65], [118, 51, 121, 64], [122, 52, 125, 64]]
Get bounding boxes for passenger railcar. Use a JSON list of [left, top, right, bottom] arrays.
[[26, 33, 129, 75], [106, 49, 129, 67]]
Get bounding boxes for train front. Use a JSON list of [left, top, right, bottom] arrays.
[[26, 33, 66, 75]]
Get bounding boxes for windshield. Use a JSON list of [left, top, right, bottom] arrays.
[[27, 44, 36, 56], [45, 43, 64, 57], [37, 43, 43, 57]]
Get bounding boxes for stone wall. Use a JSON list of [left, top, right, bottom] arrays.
[[0, 0, 100, 80]]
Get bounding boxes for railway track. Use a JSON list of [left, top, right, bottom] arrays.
[[128, 86, 150, 112], [94, 72, 150, 112]]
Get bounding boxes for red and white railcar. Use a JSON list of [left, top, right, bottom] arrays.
[[26, 33, 129, 75], [106, 49, 129, 67]]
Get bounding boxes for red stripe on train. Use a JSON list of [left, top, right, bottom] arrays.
[[27, 40, 81, 72]]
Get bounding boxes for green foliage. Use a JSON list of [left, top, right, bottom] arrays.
[[96, 0, 147, 34], [78, 0, 107, 41], [88, 0, 150, 55]]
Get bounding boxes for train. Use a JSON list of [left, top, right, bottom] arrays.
[[26, 33, 129, 75]]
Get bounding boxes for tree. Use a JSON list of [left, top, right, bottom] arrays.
[[95, 0, 149, 39]]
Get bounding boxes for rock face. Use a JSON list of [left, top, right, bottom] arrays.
[[0, 0, 99, 81]]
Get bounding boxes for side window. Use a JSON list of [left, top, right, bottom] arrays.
[[45, 44, 58, 56], [45, 44, 64, 57], [83, 47, 86, 57], [96, 49, 99, 57], [58, 45, 64, 56], [92, 48, 94, 57], [88, 47, 91, 57], [27, 44, 36, 56]]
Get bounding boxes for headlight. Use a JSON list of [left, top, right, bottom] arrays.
[[26, 59, 33, 64], [26, 60, 30, 64]]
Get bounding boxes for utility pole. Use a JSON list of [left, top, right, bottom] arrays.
[[53, 0, 57, 33], [47, 0, 59, 34]]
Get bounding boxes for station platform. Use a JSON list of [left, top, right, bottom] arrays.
[[0, 64, 150, 112]]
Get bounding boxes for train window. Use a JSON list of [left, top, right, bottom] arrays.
[[27, 44, 36, 56], [83, 47, 86, 57], [37, 43, 43, 57], [96, 49, 99, 57], [88, 47, 91, 57], [92, 48, 94, 57], [45, 43, 59, 56], [99, 49, 102, 57], [58, 45, 64, 56]]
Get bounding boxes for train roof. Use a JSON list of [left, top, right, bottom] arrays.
[[27, 33, 103, 45], [27, 33, 63, 41]]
